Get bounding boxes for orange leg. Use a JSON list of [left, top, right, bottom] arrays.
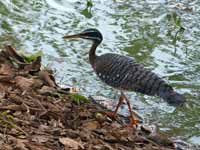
[[106, 92, 138, 128], [121, 92, 138, 127], [114, 95, 124, 115], [106, 95, 124, 119]]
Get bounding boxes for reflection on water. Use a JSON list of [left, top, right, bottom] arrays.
[[0, 0, 199, 145]]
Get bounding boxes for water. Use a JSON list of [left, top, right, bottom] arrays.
[[0, 0, 199, 145]]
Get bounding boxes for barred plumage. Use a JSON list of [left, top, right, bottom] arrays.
[[95, 53, 167, 95]]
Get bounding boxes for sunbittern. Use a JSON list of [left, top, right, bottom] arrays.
[[63, 28, 185, 127]]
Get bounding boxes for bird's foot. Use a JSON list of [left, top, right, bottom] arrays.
[[123, 116, 139, 129], [105, 112, 139, 128], [130, 116, 139, 128]]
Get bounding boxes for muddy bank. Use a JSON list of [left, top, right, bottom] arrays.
[[0, 45, 195, 150]]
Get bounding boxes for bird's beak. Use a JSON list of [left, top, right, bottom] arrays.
[[63, 33, 83, 39]]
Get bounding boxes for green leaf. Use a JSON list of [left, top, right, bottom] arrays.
[[69, 94, 89, 105], [23, 50, 43, 63]]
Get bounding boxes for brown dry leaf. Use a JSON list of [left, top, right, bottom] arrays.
[[79, 111, 91, 118], [39, 71, 56, 87], [0, 84, 9, 93], [4, 45, 26, 63], [110, 122, 122, 128], [31, 79, 44, 89], [0, 92, 5, 99], [62, 129, 80, 139], [31, 135, 49, 143], [0, 144, 13, 150], [0, 64, 14, 76], [82, 121, 99, 130], [0, 75, 14, 83], [23, 142, 52, 150], [38, 124, 50, 132], [23, 56, 41, 72], [15, 76, 35, 91], [59, 137, 84, 150], [14, 139, 29, 150], [38, 86, 56, 95], [79, 130, 91, 142]]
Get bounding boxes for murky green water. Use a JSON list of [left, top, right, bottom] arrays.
[[0, 0, 199, 145]]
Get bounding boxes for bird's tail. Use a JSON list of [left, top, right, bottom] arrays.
[[158, 84, 185, 106]]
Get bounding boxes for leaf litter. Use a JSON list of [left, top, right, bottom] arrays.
[[0, 45, 195, 150]]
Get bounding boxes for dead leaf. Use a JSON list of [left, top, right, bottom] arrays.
[[23, 141, 51, 150], [38, 86, 56, 95], [79, 130, 91, 142], [0, 92, 5, 99], [0, 144, 13, 150], [23, 56, 41, 72], [39, 71, 56, 87], [0, 64, 14, 76], [82, 121, 99, 130], [31, 79, 44, 89], [15, 76, 35, 91], [59, 137, 84, 150], [79, 111, 91, 118], [31, 135, 49, 143], [62, 129, 80, 139], [4, 45, 26, 63], [13, 139, 28, 150]]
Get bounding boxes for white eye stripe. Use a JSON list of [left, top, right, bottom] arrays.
[[84, 36, 101, 42], [90, 36, 101, 41], [93, 37, 101, 41]]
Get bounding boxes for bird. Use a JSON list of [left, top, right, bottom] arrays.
[[63, 28, 186, 127]]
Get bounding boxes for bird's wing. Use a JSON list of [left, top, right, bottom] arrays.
[[94, 53, 166, 96]]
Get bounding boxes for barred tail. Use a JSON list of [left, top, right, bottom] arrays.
[[158, 84, 185, 106]]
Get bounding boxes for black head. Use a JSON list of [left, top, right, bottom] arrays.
[[63, 28, 103, 44]]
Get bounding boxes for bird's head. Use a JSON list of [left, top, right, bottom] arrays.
[[63, 28, 103, 44]]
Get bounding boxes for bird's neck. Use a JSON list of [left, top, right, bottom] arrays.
[[89, 41, 99, 67]]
